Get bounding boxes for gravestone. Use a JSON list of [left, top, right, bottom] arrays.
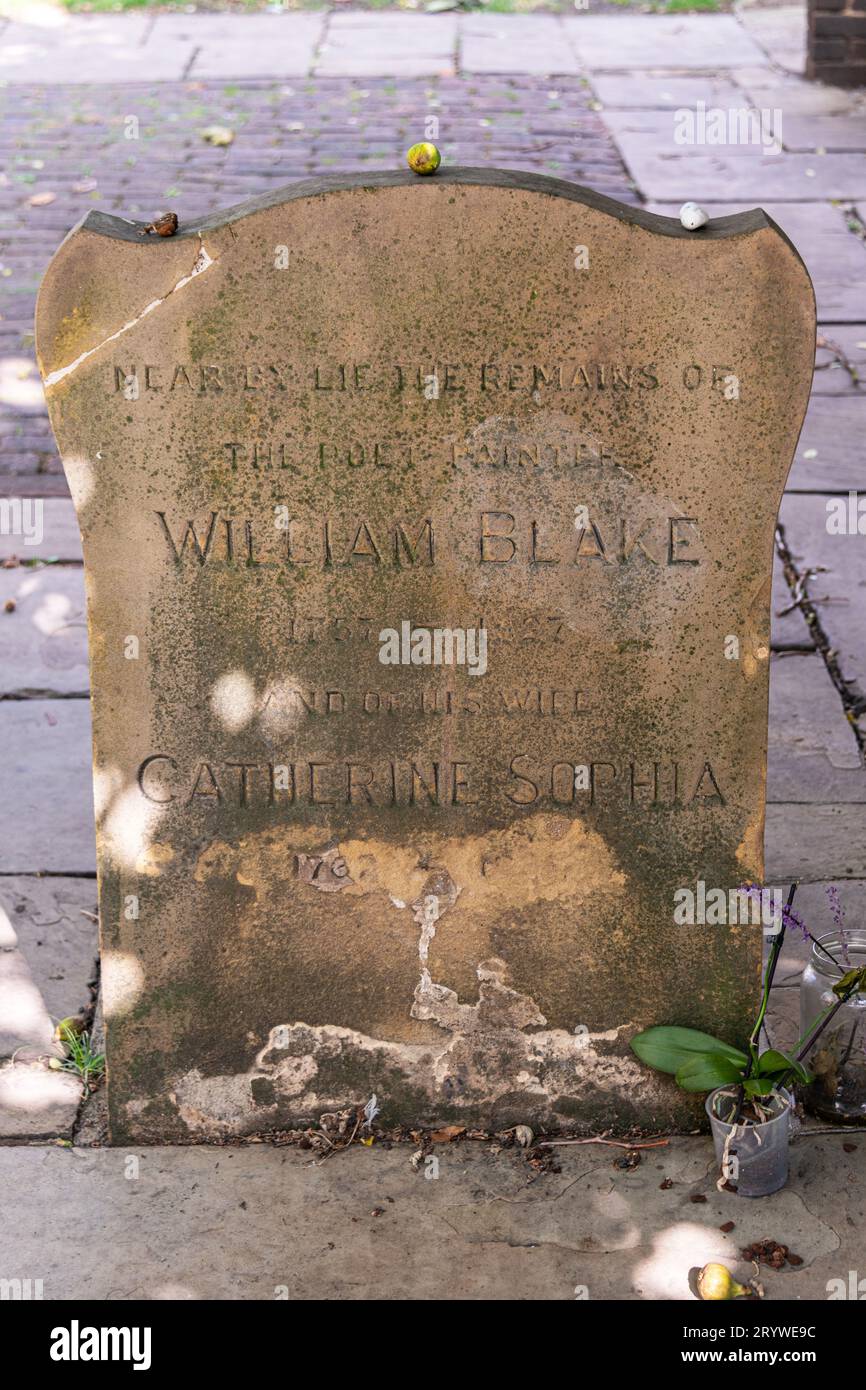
[[36, 170, 815, 1142]]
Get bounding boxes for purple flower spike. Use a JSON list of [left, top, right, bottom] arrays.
[[825, 884, 851, 966]]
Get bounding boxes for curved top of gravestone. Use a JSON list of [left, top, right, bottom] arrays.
[[36, 166, 813, 387], [59, 166, 793, 247]]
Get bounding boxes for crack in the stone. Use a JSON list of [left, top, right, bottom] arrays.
[[43, 237, 216, 389]]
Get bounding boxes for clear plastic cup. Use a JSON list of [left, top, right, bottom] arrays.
[[706, 1086, 792, 1197]]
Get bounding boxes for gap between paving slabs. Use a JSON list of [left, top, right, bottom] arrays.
[[775, 523, 866, 760]]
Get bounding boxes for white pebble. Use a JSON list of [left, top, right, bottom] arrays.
[[679, 201, 709, 231]]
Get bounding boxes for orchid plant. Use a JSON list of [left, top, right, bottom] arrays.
[[631, 885, 866, 1117]]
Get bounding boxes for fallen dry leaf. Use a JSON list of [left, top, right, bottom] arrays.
[[430, 1124, 465, 1143]]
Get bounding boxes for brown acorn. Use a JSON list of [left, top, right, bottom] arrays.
[[140, 211, 179, 238]]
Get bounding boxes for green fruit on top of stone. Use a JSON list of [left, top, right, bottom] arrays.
[[407, 142, 441, 176]]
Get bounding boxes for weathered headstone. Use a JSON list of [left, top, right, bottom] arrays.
[[37, 170, 815, 1141]]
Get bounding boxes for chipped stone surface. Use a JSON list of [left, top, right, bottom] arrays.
[[36, 169, 815, 1140]]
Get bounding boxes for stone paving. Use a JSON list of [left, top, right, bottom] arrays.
[[2, 1135, 866, 1301], [0, 5, 864, 1299]]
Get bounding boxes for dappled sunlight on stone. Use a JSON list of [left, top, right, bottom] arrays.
[[0, 1062, 80, 1113], [101, 951, 145, 1021], [62, 453, 95, 511], [0, 901, 16, 950], [93, 764, 125, 822], [210, 669, 256, 733], [0, 959, 53, 1052], [631, 1220, 732, 1300], [101, 780, 165, 871]]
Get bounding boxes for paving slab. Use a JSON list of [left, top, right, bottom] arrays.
[[767, 653, 864, 802], [766, 803, 866, 880], [0, 1137, 860, 1300], [0, 1064, 81, 1140], [0, 475, 73, 500], [788, 394, 866, 490], [0, 876, 97, 1033], [0, 566, 88, 696], [647, 203, 866, 323], [317, 13, 456, 78], [0, 700, 94, 875], [602, 107, 784, 159], [461, 14, 579, 76], [617, 138, 866, 201], [733, 67, 866, 116], [0, 941, 54, 1058], [605, 111, 866, 162], [189, 15, 324, 80], [0, 16, 192, 85], [565, 15, 769, 71], [776, 491, 866, 687], [589, 73, 743, 110], [737, 4, 807, 75], [780, 115, 866, 153], [0, 499, 82, 562]]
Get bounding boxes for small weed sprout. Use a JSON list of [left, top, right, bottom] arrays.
[[55, 1020, 105, 1096]]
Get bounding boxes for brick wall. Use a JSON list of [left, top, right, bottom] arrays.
[[807, 0, 866, 85]]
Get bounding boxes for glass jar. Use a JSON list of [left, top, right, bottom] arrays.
[[800, 931, 866, 1123]]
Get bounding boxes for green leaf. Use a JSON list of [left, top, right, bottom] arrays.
[[743, 1077, 778, 1098], [833, 967, 866, 999], [758, 1048, 810, 1083], [675, 1052, 744, 1093], [631, 1026, 747, 1076], [758, 1048, 788, 1071]]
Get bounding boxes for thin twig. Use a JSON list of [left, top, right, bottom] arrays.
[[539, 1137, 669, 1150], [795, 1126, 864, 1137]]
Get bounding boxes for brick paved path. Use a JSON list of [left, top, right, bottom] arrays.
[[0, 10, 864, 1188]]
